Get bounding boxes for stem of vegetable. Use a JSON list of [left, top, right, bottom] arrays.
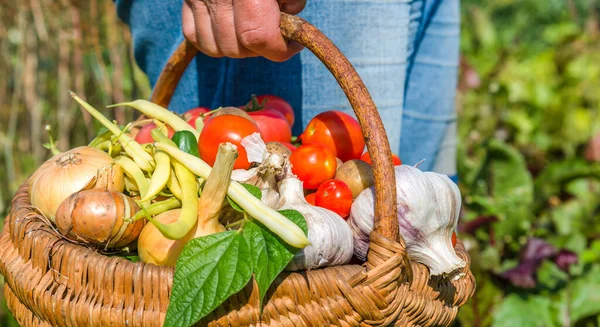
[[70, 91, 155, 171], [107, 99, 200, 139], [89, 128, 113, 148], [225, 219, 245, 229], [131, 197, 182, 222], [193, 117, 204, 133], [43, 125, 61, 155], [196, 143, 237, 233], [145, 160, 198, 240], [114, 156, 150, 207], [154, 142, 310, 248]]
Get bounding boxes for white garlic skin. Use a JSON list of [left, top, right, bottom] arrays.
[[349, 165, 466, 278], [278, 177, 354, 271]]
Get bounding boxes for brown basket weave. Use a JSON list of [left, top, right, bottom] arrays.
[[0, 14, 475, 327]]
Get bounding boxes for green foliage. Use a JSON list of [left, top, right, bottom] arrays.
[[457, 0, 600, 325], [165, 231, 253, 327], [164, 190, 308, 326]]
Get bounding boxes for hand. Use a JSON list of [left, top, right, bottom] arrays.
[[182, 0, 306, 62]]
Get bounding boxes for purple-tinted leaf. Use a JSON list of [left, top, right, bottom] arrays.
[[552, 250, 578, 272], [498, 238, 559, 288], [521, 238, 557, 263], [500, 260, 538, 288], [459, 215, 499, 235]]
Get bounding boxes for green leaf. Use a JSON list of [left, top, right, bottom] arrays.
[[581, 240, 600, 265], [164, 231, 253, 327], [487, 139, 533, 204], [227, 183, 261, 212], [536, 261, 568, 290], [485, 139, 534, 237], [241, 220, 297, 305], [278, 209, 308, 235], [492, 294, 557, 327], [558, 264, 600, 324], [534, 160, 600, 209]]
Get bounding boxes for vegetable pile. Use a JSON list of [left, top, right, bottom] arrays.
[[27, 93, 466, 326]]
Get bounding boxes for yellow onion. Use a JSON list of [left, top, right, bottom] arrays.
[[137, 209, 225, 266], [55, 189, 145, 249], [29, 146, 125, 222]]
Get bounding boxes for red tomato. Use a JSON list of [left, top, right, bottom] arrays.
[[135, 123, 174, 144], [289, 144, 337, 189], [452, 231, 458, 247], [360, 151, 402, 166], [315, 179, 353, 218], [248, 95, 295, 127], [183, 107, 211, 129], [198, 115, 261, 170], [300, 111, 365, 162], [305, 193, 316, 205], [247, 109, 292, 143]]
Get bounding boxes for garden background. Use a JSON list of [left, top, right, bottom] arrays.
[[1, 0, 599, 326]]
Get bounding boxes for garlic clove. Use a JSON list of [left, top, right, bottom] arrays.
[[241, 132, 267, 163], [349, 165, 466, 279], [278, 177, 354, 271], [231, 167, 259, 182]]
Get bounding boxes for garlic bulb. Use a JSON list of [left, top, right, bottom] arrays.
[[277, 177, 354, 271], [349, 165, 466, 279], [232, 133, 290, 208]]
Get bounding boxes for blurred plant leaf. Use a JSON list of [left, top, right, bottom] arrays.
[[557, 264, 600, 324], [491, 293, 557, 327], [534, 160, 600, 209], [536, 260, 569, 290], [485, 139, 534, 237]]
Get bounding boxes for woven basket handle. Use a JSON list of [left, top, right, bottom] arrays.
[[150, 13, 402, 246]]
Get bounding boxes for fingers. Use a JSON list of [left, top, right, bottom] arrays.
[[182, 0, 305, 61], [208, 1, 258, 58], [182, 1, 222, 57], [234, 0, 303, 62]]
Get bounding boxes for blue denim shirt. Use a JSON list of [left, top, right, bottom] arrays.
[[116, 0, 460, 178]]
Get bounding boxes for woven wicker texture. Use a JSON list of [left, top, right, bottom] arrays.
[[1, 185, 474, 326], [0, 13, 476, 326]]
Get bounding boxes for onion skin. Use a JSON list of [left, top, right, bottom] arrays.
[[137, 210, 225, 266], [29, 146, 124, 222], [55, 189, 145, 249]]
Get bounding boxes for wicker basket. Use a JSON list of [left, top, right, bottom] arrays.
[[0, 14, 475, 327]]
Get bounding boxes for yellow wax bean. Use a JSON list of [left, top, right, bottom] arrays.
[[70, 92, 155, 171], [108, 99, 199, 139], [154, 142, 310, 249], [141, 149, 171, 202]]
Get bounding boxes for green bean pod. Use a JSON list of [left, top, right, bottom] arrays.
[[141, 149, 171, 202], [154, 142, 310, 248], [70, 92, 155, 171], [145, 161, 198, 240], [114, 156, 150, 208], [132, 197, 182, 222], [108, 99, 200, 139]]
